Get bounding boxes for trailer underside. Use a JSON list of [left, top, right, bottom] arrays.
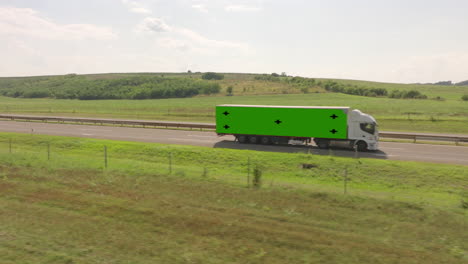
[[218, 133, 368, 151]]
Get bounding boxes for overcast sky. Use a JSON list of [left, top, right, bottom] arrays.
[[1, 0, 467, 83]]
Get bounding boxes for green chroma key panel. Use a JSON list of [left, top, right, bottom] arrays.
[[216, 105, 348, 139]]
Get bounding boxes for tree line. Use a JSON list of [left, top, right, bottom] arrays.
[[0, 75, 220, 100], [255, 73, 429, 99]]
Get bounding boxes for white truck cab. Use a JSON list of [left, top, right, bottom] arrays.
[[347, 109, 379, 151]]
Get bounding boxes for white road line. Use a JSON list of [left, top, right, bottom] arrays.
[[373, 154, 397, 157], [0, 123, 31, 128], [381, 147, 404, 150], [412, 156, 467, 162], [81, 128, 112, 132], [187, 134, 216, 138], [167, 137, 218, 142], [82, 133, 94, 136]]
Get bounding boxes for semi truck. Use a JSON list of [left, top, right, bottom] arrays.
[[216, 104, 378, 151]]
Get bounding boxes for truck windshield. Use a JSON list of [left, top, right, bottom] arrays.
[[360, 123, 376, 134]]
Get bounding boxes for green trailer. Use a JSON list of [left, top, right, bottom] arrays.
[[216, 104, 379, 151]]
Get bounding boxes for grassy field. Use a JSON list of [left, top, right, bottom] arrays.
[[0, 132, 467, 263], [1, 72, 467, 134], [1, 92, 468, 134]]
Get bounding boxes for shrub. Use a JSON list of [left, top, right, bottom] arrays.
[[462, 94, 468, 101], [461, 199, 468, 209], [389, 90, 402, 98], [371, 88, 387, 96], [22, 90, 50, 98], [252, 166, 262, 189], [226, 86, 233, 96], [389, 90, 427, 99], [200, 83, 221, 95], [403, 90, 423, 99], [254, 74, 280, 81], [201, 72, 224, 80]]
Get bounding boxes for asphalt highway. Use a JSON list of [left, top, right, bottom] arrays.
[[0, 120, 467, 166]]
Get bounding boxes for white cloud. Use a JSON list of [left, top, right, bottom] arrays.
[[192, 4, 208, 13], [0, 7, 116, 40], [137, 17, 172, 33], [225, 5, 261, 12], [137, 17, 249, 52], [121, 0, 152, 14]]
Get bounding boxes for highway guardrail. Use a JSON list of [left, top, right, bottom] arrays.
[[0, 114, 215, 130], [378, 132, 468, 145], [1, 114, 467, 144]]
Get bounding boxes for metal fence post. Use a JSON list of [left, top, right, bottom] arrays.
[[169, 152, 172, 174], [344, 167, 349, 194], [247, 157, 251, 187], [104, 145, 108, 168]]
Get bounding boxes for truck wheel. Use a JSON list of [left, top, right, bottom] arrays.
[[316, 139, 330, 149], [356, 141, 368, 151], [237, 135, 247, 144], [260, 136, 271, 145], [270, 137, 280, 144], [248, 136, 258, 144]]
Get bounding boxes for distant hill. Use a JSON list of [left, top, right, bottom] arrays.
[[1, 72, 466, 100], [434, 81, 452, 86], [420, 80, 468, 86], [455, 80, 468, 86]]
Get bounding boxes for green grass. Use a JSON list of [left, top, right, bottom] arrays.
[[0, 132, 467, 263], [2, 92, 468, 134], [0, 132, 467, 208]]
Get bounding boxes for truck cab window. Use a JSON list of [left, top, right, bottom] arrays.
[[360, 123, 375, 134]]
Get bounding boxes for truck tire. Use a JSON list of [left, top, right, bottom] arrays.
[[316, 139, 330, 149], [260, 136, 271, 145], [248, 136, 258, 144], [356, 141, 368, 151], [237, 135, 247, 144]]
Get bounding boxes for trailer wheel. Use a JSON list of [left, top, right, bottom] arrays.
[[260, 136, 271, 145], [248, 136, 258, 144], [316, 139, 330, 149], [356, 141, 368, 152], [237, 135, 247, 144]]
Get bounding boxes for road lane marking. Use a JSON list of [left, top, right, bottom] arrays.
[[381, 147, 404, 150], [81, 128, 112, 132], [82, 133, 94, 136], [167, 137, 219, 142], [188, 134, 216, 138], [373, 154, 397, 157]]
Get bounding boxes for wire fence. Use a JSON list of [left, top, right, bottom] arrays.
[[0, 136, 360, 194], [1, 136, 466, 209]]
